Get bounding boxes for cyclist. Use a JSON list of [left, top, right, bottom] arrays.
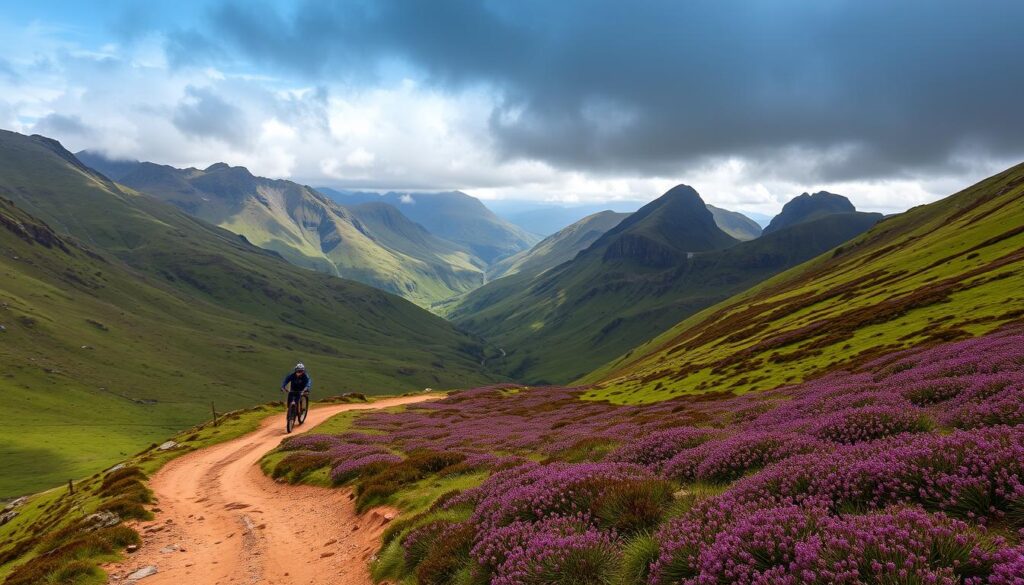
[[281, 362, 312, 414]]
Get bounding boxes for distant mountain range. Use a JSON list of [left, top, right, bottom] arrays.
[[450, 184, 882, 383], [319, 187, 541, 264], [78, 153, 492, 306]]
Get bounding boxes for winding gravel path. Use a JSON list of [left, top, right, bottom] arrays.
[[107, 395, 437, 585]]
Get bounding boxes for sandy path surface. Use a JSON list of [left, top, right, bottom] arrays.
[[106, 396, 437, 585]]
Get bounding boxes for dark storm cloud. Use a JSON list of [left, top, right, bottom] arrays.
[[169, 0, 1024, 181], [172, 85, 250, 146]]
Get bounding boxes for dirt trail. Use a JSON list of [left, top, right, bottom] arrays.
[[107, 395, 437, 585]]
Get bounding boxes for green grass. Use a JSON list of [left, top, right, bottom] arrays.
[[0, 130, 501, 497], [583, 162, 1024, 403], [0, 403, 277, 582]]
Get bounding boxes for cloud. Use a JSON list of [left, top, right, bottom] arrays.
[[31, 113, 93, 139], [3, 1, 1022, 216], [172, 85, 250, 146], [164, 0, 1024, 185], [399, 193, 414, 205]]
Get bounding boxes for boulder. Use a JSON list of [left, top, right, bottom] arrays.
[[157, 441, 177, 451], [0, 510, 17, 526], [126, 565, 158, 581], [84, 510, 121, 530]]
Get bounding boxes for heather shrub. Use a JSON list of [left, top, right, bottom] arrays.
[[801, 507, 998, 584], [414, 522, 476, 585], [812, 405, 933, 444], [466, 463, 652, 533], [608, 428, 713, 471], [693, 431, 824, 482], [272, 450, 331, 481], [684, 503, 824, 584], [489, 522, 619, 585], [330, 453, 401, 484], [988, 547, 1024, 585], [900, 377, 970, 405], [946, 384, 1024, 429], [404, 519, 458, 568]]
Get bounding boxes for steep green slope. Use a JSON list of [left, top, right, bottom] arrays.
[[488, 210, 628, 279], [77, 152, 485, 306], [707, 204, 762, 240], [380, 191, 540, 264], [584, 163, 1024, 403], [0, 131, 497, 496], [451, 185, 879, 384]]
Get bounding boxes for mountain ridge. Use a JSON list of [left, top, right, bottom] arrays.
[[76, 151, 486, 306], [583, 162, 1024, 403], [451, 185, 881, 383]]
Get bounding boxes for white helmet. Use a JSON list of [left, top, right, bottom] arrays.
[[294, 362, 306, 371]]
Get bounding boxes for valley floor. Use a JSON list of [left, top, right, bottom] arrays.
[[103, 395, 437, 585]]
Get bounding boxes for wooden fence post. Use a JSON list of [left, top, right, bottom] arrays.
[[67, 479, 74, 495], [211, 401, 218, 426]]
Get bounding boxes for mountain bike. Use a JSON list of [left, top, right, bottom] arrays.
[[285, 391, 310, 433]]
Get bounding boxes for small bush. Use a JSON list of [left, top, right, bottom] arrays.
[[415, 522, 476, 585], [97, 495, 151, 520], [594, 479, 674, 535], [100, 466, 146, 490], [272, 451, 331, 481]]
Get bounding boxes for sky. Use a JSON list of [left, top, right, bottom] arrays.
[[1, 0, 1023, 215]]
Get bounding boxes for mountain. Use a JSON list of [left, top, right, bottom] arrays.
[[493, 201, 645, 237], [762, 190, 856, 234], [76, 152, 485, 306], [706, 204, 762, 240], [316, 186, 385, 207], [583, 162, 1024, 403], [488, 210, 629, 279], [378, 191, 541, 264], [450, 185, 880, 383], [0, 130, 498, 496], [593, 185, 740, 267]]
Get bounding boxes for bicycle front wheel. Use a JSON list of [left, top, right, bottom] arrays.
[[298, 395, 309, 424], [286, 403, 296, 433]]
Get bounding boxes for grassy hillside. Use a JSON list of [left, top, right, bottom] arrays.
[[452, 185, 879, 384], [0, 130, 498, 497], [488, 210, 628, 279], [584, 162, 1024, 403], [77, 152, 485, 306], [706, 204, 762, 240]]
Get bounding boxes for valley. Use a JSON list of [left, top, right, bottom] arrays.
[[3, 4, 1023, 584]]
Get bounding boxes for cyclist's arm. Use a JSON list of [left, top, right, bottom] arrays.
[[304, 376, 312, 392], [281, 373, 293, 392]]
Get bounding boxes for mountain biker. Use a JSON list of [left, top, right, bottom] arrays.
[[281, 362, 312, 410]]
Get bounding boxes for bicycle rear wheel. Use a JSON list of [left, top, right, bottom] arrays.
[[286, 403, 296, 433], [298, 395, 309, 424]]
